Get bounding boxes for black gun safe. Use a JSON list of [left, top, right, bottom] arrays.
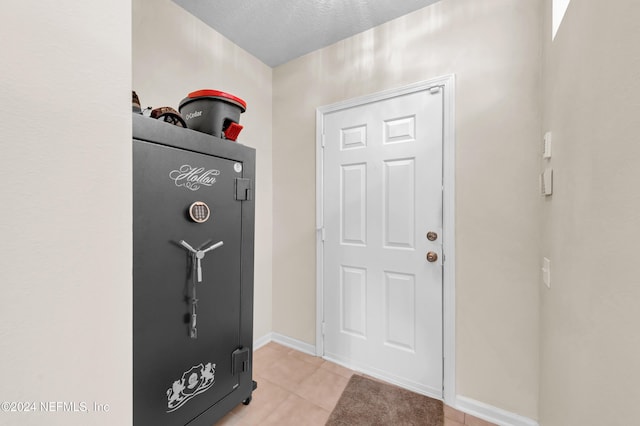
[[133, 114, 255, 425]]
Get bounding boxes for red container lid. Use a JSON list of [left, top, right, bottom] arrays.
[[187, 89, 247, 112]]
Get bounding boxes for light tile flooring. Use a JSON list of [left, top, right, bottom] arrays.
[[216, 342, 495, 426]]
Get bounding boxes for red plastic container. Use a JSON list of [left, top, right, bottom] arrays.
[[178, 90, 247, 141]]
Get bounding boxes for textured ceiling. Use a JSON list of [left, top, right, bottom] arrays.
[[172, 0, 441, 67]]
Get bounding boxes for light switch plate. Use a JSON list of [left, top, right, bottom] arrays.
[[541, 168, 553, 196], [543, 132, 552, 159], [542, 257, 551, 288]]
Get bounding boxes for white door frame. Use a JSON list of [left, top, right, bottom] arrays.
[[315, 75, 456, 403]]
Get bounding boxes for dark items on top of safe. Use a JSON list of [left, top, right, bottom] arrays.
[[132, 89, 246, 141]]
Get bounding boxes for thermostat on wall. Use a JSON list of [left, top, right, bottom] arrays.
[[189, 201, 211, 223]]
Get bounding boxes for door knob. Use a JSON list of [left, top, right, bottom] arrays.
[[426, 231, 438, 241], [426, 251, 438, 263]]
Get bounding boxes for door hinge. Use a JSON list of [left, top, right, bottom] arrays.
[[321, 133, 326, 148], [235, 178, 252, 201], [321, 227, 326, 242], [321, 322, 326, 336]]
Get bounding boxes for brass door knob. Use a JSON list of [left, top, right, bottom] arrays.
[[426, 231, 438, 241], [426, 251, 438, 263]]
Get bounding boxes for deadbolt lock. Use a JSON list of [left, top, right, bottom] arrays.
[[426, 251, 438, 263], [426, 231, 438, 241]]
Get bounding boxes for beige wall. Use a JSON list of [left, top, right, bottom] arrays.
[[0, 1, 132, 425], [540, 1, 640, 424], [13, 1, 638, 423], [132, 0, 274, 340], [273, 0, 542, 418]]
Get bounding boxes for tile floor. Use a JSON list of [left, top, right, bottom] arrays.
[[216, 342, 496, 426]]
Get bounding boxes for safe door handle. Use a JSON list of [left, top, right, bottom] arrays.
[[201, 241, 224, 254], [179, 240, 197, 253], [196, 241, 223, 282]]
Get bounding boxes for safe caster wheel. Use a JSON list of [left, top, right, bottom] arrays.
[[242, 380, 257, 405]]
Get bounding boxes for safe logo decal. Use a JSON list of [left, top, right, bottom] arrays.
[[166, 362, 216, 412], [170, 165, 221, 191]]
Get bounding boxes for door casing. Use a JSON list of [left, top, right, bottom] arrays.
[[315, 75, 456, 403]]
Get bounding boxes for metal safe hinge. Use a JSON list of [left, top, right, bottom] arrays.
[[235, 178, 252, 201], [232, 347, 250, 375]]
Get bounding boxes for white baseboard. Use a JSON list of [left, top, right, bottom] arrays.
[[271, 332, 316, 355], [455, 396, 539, 426], [253, 332, 316, 356], [253, 333, 272, 350]]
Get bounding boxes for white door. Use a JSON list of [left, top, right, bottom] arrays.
[[322, 86, 444, 398]]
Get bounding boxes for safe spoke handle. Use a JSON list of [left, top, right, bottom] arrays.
[[195, 241, 223, 281], [179, 240, 197, 253], [178, 238, 224, 339], [201, 241, 224, 254]]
